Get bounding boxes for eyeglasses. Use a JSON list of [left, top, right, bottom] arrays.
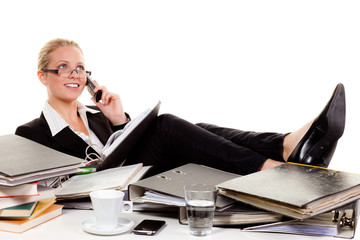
[[41, 67, 91, 77]]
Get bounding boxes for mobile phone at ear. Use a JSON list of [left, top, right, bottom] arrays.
[[86, 75, 102, 102], [133, 219, 166, 236]]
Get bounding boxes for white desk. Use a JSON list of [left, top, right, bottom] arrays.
[[0, 209, 358, 240]]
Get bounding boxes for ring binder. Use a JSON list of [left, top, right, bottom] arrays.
[[338, 211, 355, 228], [84, 145, 103, 164], [0, 135, 84, 186], [333, 209, 355, 227], [129, 164, 240, 209], [242, 200, 359, 239], [217, 164, 360, 220]]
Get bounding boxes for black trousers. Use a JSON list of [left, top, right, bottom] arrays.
[[126, 114, 286, 177]]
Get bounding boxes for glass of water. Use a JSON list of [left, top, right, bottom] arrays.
[[184, 184, 217, 236]]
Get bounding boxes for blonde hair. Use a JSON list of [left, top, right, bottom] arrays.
[[38, 38, 83, 70]]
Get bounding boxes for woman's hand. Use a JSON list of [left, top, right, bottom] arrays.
[[91, 81, 129, 126]]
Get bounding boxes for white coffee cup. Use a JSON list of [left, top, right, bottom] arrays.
[[89, 189, 125, 230]]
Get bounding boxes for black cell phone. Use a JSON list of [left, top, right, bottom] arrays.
[[133, 219, 166, 236], [86, 75, 102, 102]]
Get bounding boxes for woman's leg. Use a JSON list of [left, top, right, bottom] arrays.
[[197, 120, 317, 162], [126, 114, 285, 177], [196, 123, 287, 162], [126, 84, 344, 174]]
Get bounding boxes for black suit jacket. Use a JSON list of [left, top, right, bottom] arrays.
[[15, 107, 127, 161]]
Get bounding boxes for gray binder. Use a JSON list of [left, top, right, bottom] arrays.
[[242, 200, 359, 239], [129, 163, 240, 208], [217, 163, 360, 219], [178, 201, 284, 226], [0, 134, 84, 186]]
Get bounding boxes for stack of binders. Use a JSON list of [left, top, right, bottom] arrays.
[[129, 164, 284, 226], [0, 134, 85, 233], [0, 135, 85, 186], [217, 163, 360, 238], [129, 163, 360, 238]]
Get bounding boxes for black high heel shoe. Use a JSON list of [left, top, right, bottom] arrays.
[[287, 83, 346, 168]]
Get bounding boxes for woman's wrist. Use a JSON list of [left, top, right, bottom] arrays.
[[110, 112, 130, 126]]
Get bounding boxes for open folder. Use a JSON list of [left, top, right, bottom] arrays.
[[95, 101, 161, 171], [55, 163, 145, 200]]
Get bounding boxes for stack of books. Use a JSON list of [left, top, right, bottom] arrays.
[[0, 134, 85, 233], [0, 182, 62, 233]]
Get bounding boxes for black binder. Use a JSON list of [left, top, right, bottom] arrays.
[[96, 101, 161, 170]]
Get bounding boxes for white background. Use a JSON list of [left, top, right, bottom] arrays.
[[0, 1, 359, 173]]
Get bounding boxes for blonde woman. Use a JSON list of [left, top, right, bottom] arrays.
[[16, 38, 345, 177]]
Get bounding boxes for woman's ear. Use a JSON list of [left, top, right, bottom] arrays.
[[37, 70, 47, 85]]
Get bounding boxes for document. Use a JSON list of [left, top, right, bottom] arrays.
[[138, 191, 185, 207], [55, 163, 144, 200]]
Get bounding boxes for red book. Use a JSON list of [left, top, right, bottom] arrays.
[[0, 185, 53, 210], [0, 182, 38, 198]]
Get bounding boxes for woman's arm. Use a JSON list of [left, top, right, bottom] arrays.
[[90, 82, 129, 126]]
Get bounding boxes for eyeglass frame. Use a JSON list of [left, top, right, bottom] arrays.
[[41, 68, 91, 77]]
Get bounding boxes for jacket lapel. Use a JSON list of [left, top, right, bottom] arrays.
[[52, 127, 91, 159], [40, 109, 114, 160], [87, 111, 113, 145], [40, 111, 104, 160]]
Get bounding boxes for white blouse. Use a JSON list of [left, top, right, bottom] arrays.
[[42, 101, 104, 155]]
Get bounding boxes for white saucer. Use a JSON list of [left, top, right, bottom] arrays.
[[81, 217, 134, 235]]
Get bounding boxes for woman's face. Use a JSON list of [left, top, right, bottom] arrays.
[[39, 46, 87, 104]]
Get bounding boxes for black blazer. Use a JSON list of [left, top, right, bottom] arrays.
[[15, 107, 127, 161]]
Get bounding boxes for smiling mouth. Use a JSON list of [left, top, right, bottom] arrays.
[[64, 84, 80, 88]]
